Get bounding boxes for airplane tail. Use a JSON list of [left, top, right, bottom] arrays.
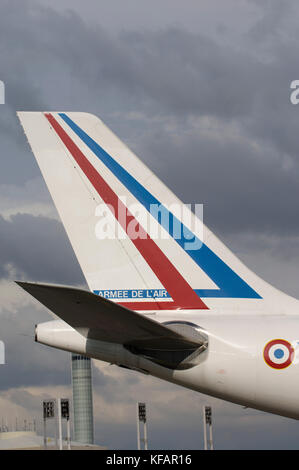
[[17, 111, 297, 312]]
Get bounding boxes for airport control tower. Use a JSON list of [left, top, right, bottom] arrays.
[[71, 354, 94, 444]]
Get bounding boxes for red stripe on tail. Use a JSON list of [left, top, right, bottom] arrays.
[[45, 113, 208, 311]]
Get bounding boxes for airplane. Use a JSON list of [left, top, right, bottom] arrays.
[[16, 111, 299, 421]]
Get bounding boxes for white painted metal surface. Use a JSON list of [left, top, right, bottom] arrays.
[[17, 111, 299, 421]]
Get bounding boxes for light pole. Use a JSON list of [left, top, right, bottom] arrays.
[[61, 398, 71, 450], [137, 402, 148, 450], [43, 398, 71, 450], [203, 405, 214, 450], [136, 403, 141, 450], [57, 398, 63, 450], [43, 399, 56, 449]]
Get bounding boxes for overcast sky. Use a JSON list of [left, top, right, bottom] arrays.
[[1, 0, 299, 449]]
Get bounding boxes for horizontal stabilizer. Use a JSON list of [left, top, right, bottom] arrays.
[[16, 282, 205, 353]]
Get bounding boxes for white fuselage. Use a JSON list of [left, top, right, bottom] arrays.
[[36, 312, 299, 420]]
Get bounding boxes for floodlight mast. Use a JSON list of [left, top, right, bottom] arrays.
[[61, 398, 71, 450], [203, 406, 214, 450], [43, 398, 71, 450], [43, 399, 56, 449], [137, 402, 148, 450], [58, 398, 63, 450], [136, 403, 141, 450]]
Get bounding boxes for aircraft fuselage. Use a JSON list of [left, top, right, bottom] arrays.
[[36, 313, 299, 420]]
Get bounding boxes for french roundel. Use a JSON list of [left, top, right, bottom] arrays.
[[263, 339, 294, 369]]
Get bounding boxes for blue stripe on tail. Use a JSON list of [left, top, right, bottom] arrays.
[[59, 113, 261, 299]]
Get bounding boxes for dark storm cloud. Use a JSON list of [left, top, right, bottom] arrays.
[[136, 122, 299, 237], [0, 1, 289, 119], [0, 298, 116, 391], [0, 213, 85, 285], [0, 0, 298, 292], [0, 317, 71, 390], [1, 0, 299, 236], [248, 0, 293, 43]]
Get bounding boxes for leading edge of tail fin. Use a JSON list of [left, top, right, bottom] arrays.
[[17, 111, 295, 312]]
